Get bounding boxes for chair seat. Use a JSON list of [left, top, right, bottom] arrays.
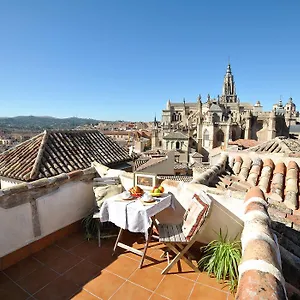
[[158, 223, 187, 243]]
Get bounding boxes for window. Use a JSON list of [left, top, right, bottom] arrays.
[[203, 129, 209, 148]]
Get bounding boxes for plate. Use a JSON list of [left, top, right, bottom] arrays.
[[150, 192, 162, 197], [122, 196, 134, 200]]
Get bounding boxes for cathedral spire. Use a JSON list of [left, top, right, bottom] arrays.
[[221, 62, 237, 104]]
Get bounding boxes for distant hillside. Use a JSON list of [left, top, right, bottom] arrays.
[[0, 116, 100, 130]]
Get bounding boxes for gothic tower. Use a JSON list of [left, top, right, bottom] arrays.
[[220, 63, 238, 104]]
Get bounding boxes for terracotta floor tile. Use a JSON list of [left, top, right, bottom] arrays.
[[33, 245, 66, 264], [45, 250, 83, 274], [142, 248, 169, 270], [56, 232, 85, 250], [105, 256, 139, 278], [189, 283, 228, 300], [167, 261, 199, 281], [149, 293, 170, 300], [71, 289, 99, 299], [227, 292, 236, 300], [0, 272, 11, 285], [69, 240, 100, 259], [83, 270, 125, 299], [155, 275, 194, 300], [122, 250, 142, 261], [3, 257, 43, 281], [64, 260, 101, 286], [16, 265, 59, 295], [197, 272, 228, 291], [34, 275, 80, 300], [86, 246, 116, 268], [0, 280, 29, 300], [110, 281, 152, 300], [128, 264, 164, 291]]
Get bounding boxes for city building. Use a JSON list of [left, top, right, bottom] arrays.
[[152, 63, 299, 162]]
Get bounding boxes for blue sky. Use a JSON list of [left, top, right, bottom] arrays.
[[0, 1, 299, 121]]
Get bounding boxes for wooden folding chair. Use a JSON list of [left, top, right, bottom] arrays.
[[158, 191, 211, 275]]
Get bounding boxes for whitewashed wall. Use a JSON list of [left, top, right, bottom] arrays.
[[0, 203, 34, 257], [0, 180, 95, 257]]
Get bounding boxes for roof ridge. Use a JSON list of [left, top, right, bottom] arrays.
[[0, 131, 45, 156], [29, 130, 48, 180]]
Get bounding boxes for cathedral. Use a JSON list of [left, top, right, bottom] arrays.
[[152, 63, 298, 160]]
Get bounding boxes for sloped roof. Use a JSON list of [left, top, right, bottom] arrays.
[[163, 132, 189, 140], [247, 137, 300, 154], [191, 152, 203, 158], [209, 103, 222, 112], [0, 130, 132, 182], [228, 139, 261, 149], [135, 156, 167, 171], [134, 156, 151, 170], [157, 175, 193, 182]]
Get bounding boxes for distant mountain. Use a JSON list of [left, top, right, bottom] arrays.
[[0, 116, 101, 130]]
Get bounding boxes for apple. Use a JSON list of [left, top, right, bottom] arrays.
[[158, 186, 164, 193], [154, 188, 161, 193]]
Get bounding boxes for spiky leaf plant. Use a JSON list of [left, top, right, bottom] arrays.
[[198, 229, 241, 294], [82, 207, 99, 240]]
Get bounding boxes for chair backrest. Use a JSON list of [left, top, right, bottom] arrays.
[[182, 190, 212, 241]]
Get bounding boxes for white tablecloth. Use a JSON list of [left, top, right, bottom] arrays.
[[95, 194, 172, 236]]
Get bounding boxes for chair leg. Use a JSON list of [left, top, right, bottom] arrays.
[[112, 228, 123, 256], [97, 220, 101, 248], [161, 243, 199, 274], [139, 223, 153, 268]]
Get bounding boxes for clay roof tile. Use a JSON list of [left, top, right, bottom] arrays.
[[274, 162, 286, 175], [244, 186, 265, 201], [287, 161, 299, 170], [235, 156, 243, 163], [263, 159, 275, 169]]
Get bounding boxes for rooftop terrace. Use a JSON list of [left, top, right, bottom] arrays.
[[0, 229, 233, 300]]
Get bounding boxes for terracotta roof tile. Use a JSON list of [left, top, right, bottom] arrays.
[[0, 130, 132, 182], [135, 156, 167, 171], [274, 162, 286, 175], [228, 139, 261, 148], [237, 187, 287, 299]]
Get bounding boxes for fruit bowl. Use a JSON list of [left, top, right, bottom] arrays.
[[150, 192, 162, 197]]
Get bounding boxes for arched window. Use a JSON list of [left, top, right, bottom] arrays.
[[203, 129, 209, 148], [216, 129, 224, 147], [172, 113, 176, 122], [176, 141, 180, 150], [232, 129, 237, 141]]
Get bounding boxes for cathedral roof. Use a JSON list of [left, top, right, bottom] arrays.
[[209, 103, 222, 112], [163, 132, 189, 140]]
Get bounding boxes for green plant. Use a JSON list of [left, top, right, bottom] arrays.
[[198, 229, 241, 294], [82, 207, 99, 240], [81, 207, 119, 241]]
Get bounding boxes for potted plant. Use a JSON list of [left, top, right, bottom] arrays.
[[198, 229, 241, 294]]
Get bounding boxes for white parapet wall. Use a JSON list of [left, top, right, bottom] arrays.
[[0, 168, 96, 258]]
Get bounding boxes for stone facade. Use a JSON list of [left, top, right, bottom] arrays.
[[153, 64, 298, 161]]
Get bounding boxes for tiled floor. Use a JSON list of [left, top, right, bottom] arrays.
[[0, 231, 235, 300]]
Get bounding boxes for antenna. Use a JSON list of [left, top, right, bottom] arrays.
[[228, 55, 230, 64]]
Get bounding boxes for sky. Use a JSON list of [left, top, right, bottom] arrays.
[[0, 0, 300, 122]]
